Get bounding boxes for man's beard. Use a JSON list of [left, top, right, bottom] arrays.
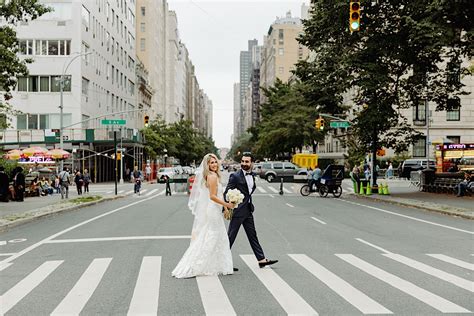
[[241, 164, 251, 171]]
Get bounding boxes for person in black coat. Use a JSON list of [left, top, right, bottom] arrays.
[[0, 166, 9, 202], [14, 167, 25, 202]]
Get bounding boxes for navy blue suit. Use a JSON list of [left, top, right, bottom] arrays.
[[224, 169, 265, 261]]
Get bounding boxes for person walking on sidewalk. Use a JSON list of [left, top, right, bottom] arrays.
[[74, 171, 84, 195], [83, 169, 91, 193], [0, 166, 9, 202], [59, 167, 70, 199], [13, 167, 25, 202]]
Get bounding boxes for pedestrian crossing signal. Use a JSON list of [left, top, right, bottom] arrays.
[[144, 115, 149, 127], [349, 0, 360, 32]]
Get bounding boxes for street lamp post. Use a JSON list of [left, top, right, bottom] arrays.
[[59, 52, 92, 170]]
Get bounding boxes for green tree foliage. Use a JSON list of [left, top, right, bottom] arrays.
[[251, 79, 324, 159], [228, 132, 255, 162], [0, 1, 51, 128], [298, 0, 473, 153], [142, 117, 217, 165]]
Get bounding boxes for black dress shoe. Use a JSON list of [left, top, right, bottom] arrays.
[[233, 267, 239, 272], [259, 259, 278, 268]]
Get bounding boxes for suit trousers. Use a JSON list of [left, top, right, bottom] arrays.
[[228, 212, 265, 261]]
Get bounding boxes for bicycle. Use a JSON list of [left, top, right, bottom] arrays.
[[134, 178, 142, 195]]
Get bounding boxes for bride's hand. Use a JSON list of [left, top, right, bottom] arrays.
[[225, 202, 235, 209]]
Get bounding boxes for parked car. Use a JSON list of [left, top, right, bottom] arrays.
[[157, 167, 175, 182], [258, 161, 307, 182], [400, 159, 436, 179]]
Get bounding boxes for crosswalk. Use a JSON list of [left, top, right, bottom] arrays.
[[1, 252, 472, 315]]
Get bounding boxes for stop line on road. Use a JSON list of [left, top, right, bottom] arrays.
[[1, 251, 472, 315]]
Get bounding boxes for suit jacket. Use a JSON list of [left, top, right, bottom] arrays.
[[224, 169, 256, 218]]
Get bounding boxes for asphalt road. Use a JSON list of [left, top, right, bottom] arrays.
[[1, 177, 473, 315]]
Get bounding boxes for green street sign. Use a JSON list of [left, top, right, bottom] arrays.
[[330, 121, 350, 128], [101, 119, 126, 125]]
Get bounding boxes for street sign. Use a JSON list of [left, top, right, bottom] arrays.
[[330, 121, 350, 128], [101, 119, 126, 125]]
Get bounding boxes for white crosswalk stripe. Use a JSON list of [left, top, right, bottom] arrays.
[[283, 187, 292, 194], [1, 260, 63, 314], [427, 254, 474, 271], [0, 262, 13, 272], [289, 254, 392, 314], [256, 187, 267, 193], [2, 252, 473, 315], [336, 254, 471, 313], [51, 258, 112, 315], [268, 186, 279, 194], [197, 275, 236, 315], [145, 188, 159, 196], [383, 253, 474, 292], [128, 256, 162, 315], [241, 254, 318, 315]]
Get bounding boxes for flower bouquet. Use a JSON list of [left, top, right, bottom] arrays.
[[224, 188, 244, 220]]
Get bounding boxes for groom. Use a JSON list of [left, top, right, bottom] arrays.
[[224, 152, 278, 270]]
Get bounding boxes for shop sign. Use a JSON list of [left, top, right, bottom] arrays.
[[18, 156, 55, 164]]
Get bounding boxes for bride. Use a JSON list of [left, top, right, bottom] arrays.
[[172, 153, 236, 278]]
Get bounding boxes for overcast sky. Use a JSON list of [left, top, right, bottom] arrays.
[[167, 0, 309, 148]]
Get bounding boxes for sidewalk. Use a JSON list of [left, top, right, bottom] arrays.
[[352, 179, 474, 219], [0, 182, 164, 232]]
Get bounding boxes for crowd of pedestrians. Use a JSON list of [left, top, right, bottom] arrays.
[[0, 166, 92, 202]]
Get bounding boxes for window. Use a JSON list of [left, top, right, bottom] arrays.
[[48, 40, 59, 55], [140, 38, 145, 51], [413, 100, 426, 125], [40, 114, 49, 129], [40, 76, 49, 91], [129, 80, 134, 95], [446, 98, 460, 121], [81, 5, 90, 31], [17, 114, 27, 129], [413, 136, 426, 158], [82, 77, 90, 96], [447, 136, 460, 144], [18, 77, 27, 91], [141, 6, 145, 16], [447, 61, 461, 86], [284, 163, 295, 170], [82, 42, 90, 64], [111, 65, 114, 84], [273, 163, 283, 169], [28, 76, 39, 92], [140, 22, 145, 32], [28, 114, 38, 129], [51, 75, 71, 92], [278, 67, 284, 74], [278, 29, 284, 44], [278, 48, 284, 56]]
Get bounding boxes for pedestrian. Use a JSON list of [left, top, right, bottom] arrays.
[[0, 166, 9, 202], [456, 173, 473, 197], [58, 167, 70, 199], [310, 165, 322, 191], [74, 171, 84, 195], [165, 175, 172, 196], [54, 176, 60, 194], [224, 152, 278, 271], [125, 167, 130, 182], [13, 167, 25, 202], [83, 169, 91, 193], [145, 164, 152, 181], [132, 166, 142, 194], [386, 162, 393, 179]]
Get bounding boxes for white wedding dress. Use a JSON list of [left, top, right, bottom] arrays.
[[172, 182, 233, 278]]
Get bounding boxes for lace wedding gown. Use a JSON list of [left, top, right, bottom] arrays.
[[172, 183, 233, 278]]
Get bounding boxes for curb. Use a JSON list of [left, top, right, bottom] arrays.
[[0, 195, 126, 233], [353, 194, 474, 220]]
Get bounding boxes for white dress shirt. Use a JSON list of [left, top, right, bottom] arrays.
[[244, 170, 254, 194]]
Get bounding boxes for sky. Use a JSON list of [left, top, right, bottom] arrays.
[[167, 0, 309, 148]]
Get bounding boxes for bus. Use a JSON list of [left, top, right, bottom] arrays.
[[291, 153, 318, 169]]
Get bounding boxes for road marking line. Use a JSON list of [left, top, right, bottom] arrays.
[[197, 275, 236, 316], [355, 238, 392, 254], [145, 189, 159, 196], [1, 260, 63, 314], [269, 194, 275, 198], [0, 191, 166, 266], [340, 199, 474, 235], [289, 254, 392, 314], [125, 190, 134, 195], [118, 190, 125, 194], [106, 191, 113, 194], [45, 236, 191, 243], [127, 256, 161, 316], [311, 217, 326, 225], [336, 254, 471, 313], [140, 189, 148, 194], [51, 258, 112, 315], [0, 253, 17, 256], [383, 253, 474, 292], [283, 188, 292, 194], [426, 254, 474, 271], [268, 187, 279, 193], [256, 187, 267, 193], [0, 263, 13, 272], [286, 203, 295, 208], [240, 254, 318, 315]]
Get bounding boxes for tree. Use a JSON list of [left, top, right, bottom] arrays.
[[0, 1, 51, 128], [298, 0, 473, 183], [141, 117, 168, 159]]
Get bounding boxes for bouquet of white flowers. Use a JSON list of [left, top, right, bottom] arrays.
[[224, 188, 244, 220]]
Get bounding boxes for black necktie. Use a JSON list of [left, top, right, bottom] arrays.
[[245, 172, 252, 176]]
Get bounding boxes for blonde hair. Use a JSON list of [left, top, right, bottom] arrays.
[[202, 153, 221, 186]]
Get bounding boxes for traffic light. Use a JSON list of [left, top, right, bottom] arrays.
[[144, 115, 149, 127], [349, 0, 360, 32], [315, 118, 321, 130]]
